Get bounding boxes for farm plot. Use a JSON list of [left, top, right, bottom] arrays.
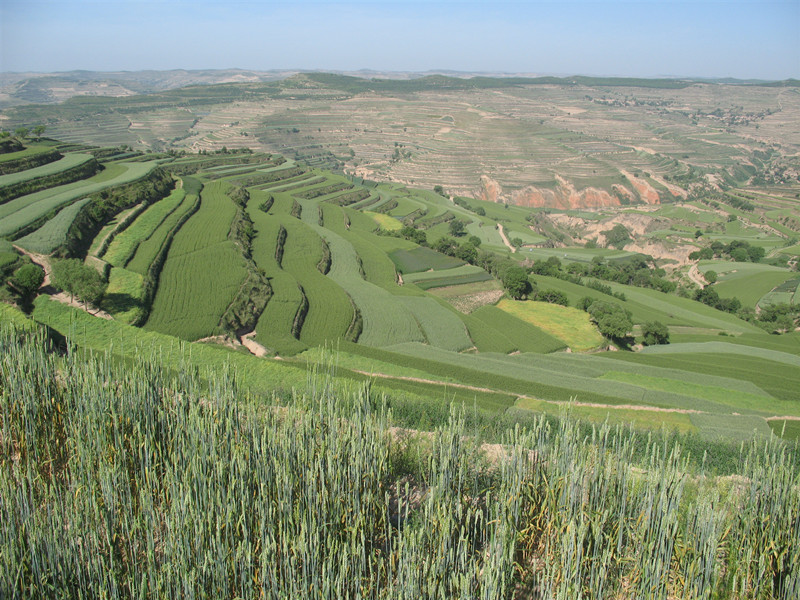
[[255, 273, 308, 356], [323, 204, 415, 291], [768, 419, 800, 441], [310, 224, 425, 347], [604, 348, 800, 407], [465, 221, 506, 249], [398, 296, 473, 351], [466, 305, 567, 354], [247, 195, 347, 354], [248, 205, 306, 354], [101, 267, 145, 325], [514, 396, 697, 433], [758, 278, 800, 308], [407, 269, 493, 290], [364, 211, 403, 231], [124, 181, 201, 274], [598, 280, 766, 334], [522, 246, 633, 264], [274, 217, 354, 347], [390, 246, 465, 273], [14, 197, 92, 253], [32, 297, 310, 394], [144, 181, 247, 340], [0, 144, 61, 175], [103, 185, 188, 267], [87, 202, 144, 257], [0, 160, 161, 239], [381, 342, 733, 411], [0, 152, 95, 192], [496, 299, 604, 351], [599, 372, 785, 415], [698, 261, 796, 308], [429, 279, 504, 313]]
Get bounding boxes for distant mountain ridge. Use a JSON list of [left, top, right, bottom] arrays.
[[1, 69, 796, 108]]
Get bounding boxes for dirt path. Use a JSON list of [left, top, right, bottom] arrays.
[[13, 245, 53, 287], [52, 293, 114, 319], [14, 245, 114, 319], [241, 331, 270, 357], [687, 263, 707, 287], [497, 223, 516, 253]]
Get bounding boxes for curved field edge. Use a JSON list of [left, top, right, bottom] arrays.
[[144, 181, 247, 340]]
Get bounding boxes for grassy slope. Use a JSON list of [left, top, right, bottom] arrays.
[[144, 180, 246, 340], [103, 186, 186, 267], [496, 299, 604, 351], [1, 160, 161, 239]]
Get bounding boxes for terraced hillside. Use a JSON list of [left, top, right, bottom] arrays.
[[1, 137, 798, 443], [2, 74, 798, 208]]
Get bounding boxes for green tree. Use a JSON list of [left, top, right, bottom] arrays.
[[448, 219, 466, 237], [602, 224, 631, 249], [468, 235, 482, 248], [51, 259, 107, 308], [14, 126, 29, 139], [642, 321, 669, 345], [747, 245, 765, 263], [32, 125, 46, 139], [10, 264, 45, 300], [730, 247, 749, 262], [502, 266, 531, 300], [597, 313, 632, 339], [433, 185, 446, 197], [535, 289, 568, 306], [704, 270, 717, 284], [455, 243, 477, 264], [587, 301, 633, 340], [433, 236, 457, 256]]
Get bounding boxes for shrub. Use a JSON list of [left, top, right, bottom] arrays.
[[642, 320, 670, 345]]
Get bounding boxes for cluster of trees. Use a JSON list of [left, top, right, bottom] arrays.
[[576, 298, 669, 345], [689, 239, 765, 263], [601, 224, 631, 249], [529, 255, 675, 294], [752, 303, 799, 334], [50, 259, 107, 308], [0, 125, 46, 140], [432, 235, 483, 268], [197, 147, 253, 156], [725, 196, 755, 212], [452, 195, 486, 216], [693, 286, 742, 314], [580, 299, 634, 341]]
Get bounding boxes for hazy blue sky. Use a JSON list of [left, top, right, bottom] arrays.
[[1, 1, 797, 79]]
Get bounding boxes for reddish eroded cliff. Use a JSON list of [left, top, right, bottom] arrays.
[[479, 175, 633, 209], [478, 173, 667, 209], [618, 170, 661, 204]]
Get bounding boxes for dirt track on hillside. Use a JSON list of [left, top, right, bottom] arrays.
[[13, 245, 113, 319], [497, 223, 516, 253]]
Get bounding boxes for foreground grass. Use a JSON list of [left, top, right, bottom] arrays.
[[1, 325, 798, 599]]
